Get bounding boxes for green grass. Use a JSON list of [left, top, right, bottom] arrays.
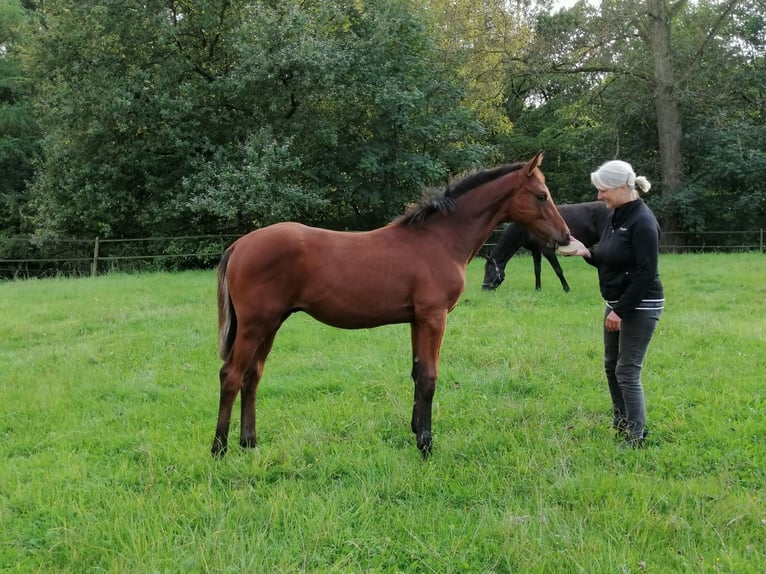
[[1, 253, 765, 573]]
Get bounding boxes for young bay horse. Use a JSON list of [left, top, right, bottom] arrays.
[[213, 151, 571, 458], [482, 201, 610, 292]]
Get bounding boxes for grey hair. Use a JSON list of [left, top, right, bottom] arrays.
[[591, 160, 651, 194], [634, 176, 651, 194]]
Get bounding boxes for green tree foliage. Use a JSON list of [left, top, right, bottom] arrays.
[[501, 0, 766, 231], [421, 0, 605, 203], [656, 0, 766, 231], [505, 1, 671, 202], [0, 0, 38, 235], [5, 0, 764, 245], [182, 0, 491, 231], [26, 0, 491, 238]]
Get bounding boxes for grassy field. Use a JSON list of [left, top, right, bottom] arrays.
[[1, 253, 764, 573]]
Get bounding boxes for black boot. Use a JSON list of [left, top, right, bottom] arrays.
[[622, 429, 648, 449], [613, 417, 629, 438]]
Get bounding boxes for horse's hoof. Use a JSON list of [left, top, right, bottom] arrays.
[[211, 445, 227, 458], [417, 432, 432, 458], [239, 437, 257, 449]]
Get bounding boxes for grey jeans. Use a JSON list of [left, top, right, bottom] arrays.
[[603, 306, 662, 439]]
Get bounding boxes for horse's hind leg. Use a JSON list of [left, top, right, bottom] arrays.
[[239, 332, 276, 449], [212, 327, 274, 457], [212, 357, 241, 457]]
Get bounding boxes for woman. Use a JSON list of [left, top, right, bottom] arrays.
[[566, 160, 664, 448]]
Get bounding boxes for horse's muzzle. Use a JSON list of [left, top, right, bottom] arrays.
[[553, 232, 572, 249]]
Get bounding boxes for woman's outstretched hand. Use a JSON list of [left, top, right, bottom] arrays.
[[559, 236, 591, 258]]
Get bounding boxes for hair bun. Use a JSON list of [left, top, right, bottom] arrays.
[[635, 176, 651, 193]]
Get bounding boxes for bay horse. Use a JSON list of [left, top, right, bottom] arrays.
[[213, 152, 571, 458], [482, 201, 610, 292]]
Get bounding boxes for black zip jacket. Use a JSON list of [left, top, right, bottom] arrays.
[[585, 199, 664, 318]]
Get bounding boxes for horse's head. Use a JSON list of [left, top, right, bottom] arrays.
[[503, 151, 571, 249], [481, 257, 504, 290]]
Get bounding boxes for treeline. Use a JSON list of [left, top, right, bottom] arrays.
[[1, 0, 764, 251]]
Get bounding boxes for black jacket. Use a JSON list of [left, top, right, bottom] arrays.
[[585, 199, 664, 318]]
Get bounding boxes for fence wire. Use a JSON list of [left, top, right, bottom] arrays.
[[1, 229, 763, 279]]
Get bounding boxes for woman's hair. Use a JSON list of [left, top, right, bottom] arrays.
[[591, 160, 651, 194]]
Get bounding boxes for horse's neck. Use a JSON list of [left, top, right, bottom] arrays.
[[430, 190, 512, 263]]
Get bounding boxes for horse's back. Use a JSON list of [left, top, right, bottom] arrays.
[[226, 222, 308, 276], [232, 223, 409, 267], [232, 221, 311, 249]]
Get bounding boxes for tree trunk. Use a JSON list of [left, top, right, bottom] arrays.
[[645, 0, 684, 234]]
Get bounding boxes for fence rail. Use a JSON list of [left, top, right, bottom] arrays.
[[1, 229, 763, 279], [0, 234, 240, 279], [657, 230, 765, 253]]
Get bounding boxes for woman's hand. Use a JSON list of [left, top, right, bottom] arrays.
[[605, 310, 622, 331], [560, 236, 591, 258]]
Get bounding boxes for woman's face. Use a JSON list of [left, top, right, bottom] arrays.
[[596, 184, 632, 209]]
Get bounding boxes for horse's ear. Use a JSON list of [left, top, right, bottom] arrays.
[[524, 150, 544, 175]]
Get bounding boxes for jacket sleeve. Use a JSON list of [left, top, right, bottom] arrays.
[[584, 248, 600, 268], [610, 218, 659, 318]]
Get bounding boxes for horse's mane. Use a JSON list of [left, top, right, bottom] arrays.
[[394, 163, 524, 226]]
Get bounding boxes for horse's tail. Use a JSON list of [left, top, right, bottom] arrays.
[[217, 247, 237, 360]]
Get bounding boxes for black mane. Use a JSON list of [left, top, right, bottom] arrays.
[[394, 163, 524, 226]]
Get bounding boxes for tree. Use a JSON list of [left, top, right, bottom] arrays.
[[0, 0, 39, 235], [424, 0, 562, 148], [516, 0, 762, 231], [15, 0, 764, 243], [181, 0, 491, 231], [25, 0, 492, 239], [655, 0, 766, 231]]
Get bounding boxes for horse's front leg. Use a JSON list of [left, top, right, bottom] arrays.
[[544, 250, 570, 292], [410, 312, 446, 458], [410, 324, 420, 435], [532, 249, 543, 290]]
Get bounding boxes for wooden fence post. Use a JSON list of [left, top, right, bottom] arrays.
[[91, 237, 99, 277], [760, 229, 764, 253]]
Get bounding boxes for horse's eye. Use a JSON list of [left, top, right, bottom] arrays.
[[537, 193, 548, 201]]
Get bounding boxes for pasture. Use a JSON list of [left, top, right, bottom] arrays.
[[1, 253, 764, 573]]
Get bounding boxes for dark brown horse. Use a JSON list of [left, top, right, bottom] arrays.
[[482, 201, 610, 291], [212, 152, 571, 458]]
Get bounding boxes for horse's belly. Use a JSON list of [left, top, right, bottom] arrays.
[[301, 288, 415, 329], [307, 308, 413, 330]]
